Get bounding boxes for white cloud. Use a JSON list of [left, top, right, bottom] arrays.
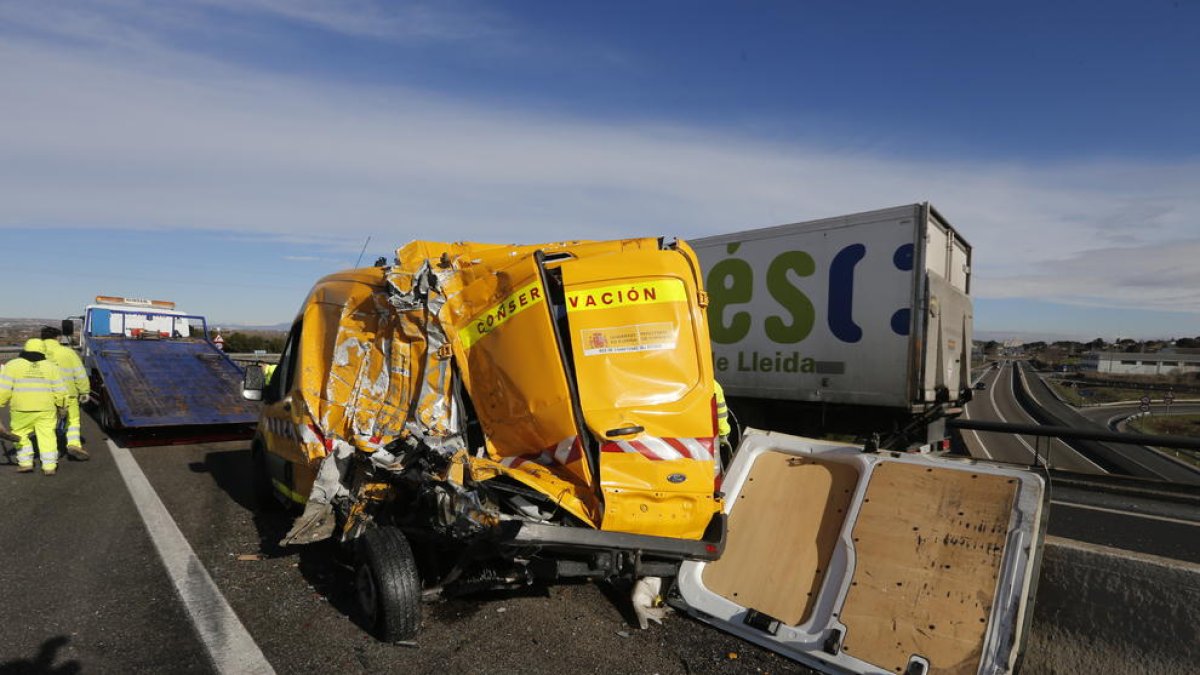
[[981, 240, 1200, 314], [193, 0, 510, 42], [1, 11, 1199, 322]]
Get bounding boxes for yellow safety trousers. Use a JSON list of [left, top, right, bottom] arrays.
[[12, 409, 59, 470], [62, 397, 82, 447]]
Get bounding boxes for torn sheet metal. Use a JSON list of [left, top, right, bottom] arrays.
[[287, 237, 722, 540]]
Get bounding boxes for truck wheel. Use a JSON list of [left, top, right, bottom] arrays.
[[356, 526, 422, 642], [97, 395, 118, 431], [251, 443, 280, 511]]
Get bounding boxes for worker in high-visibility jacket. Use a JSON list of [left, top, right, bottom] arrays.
[[714, 380, 732, 460], [0, 339, 68, 475], [41, 333, 91, 460]]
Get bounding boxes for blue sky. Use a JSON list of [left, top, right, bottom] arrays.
[[1, 0, 1198, 339]]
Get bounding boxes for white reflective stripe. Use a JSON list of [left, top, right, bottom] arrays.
[[553, 436, 576, 465], [638, 435, 683, 460], [679, 437, 711, 461], [615, 440, 641, 455], [12, 384, 55, 392]]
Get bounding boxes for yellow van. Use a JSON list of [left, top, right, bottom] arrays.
[[245, 237, 725, 641]]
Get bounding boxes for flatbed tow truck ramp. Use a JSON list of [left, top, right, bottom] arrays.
[[79, 296, 259, 431]]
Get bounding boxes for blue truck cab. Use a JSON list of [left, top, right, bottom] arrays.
[[80, 296, 259, 431]]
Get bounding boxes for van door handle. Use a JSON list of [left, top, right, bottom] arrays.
[[605, 425, 644, 438]]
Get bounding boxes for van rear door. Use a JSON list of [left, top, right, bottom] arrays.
[[558, 247, 714, 448], [676, 431, 1047, 675], [557, 246, 721, 539]]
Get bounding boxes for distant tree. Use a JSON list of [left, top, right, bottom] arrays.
[[1177, 337, 1200, 349], [983, 340, 1001, 354], [222, 331, 285, 353], [1086, 338, 1106, 350], [1052, 341, 1084, 354]]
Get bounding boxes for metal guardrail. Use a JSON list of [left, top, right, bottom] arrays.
[[227, 353, 280, 367]]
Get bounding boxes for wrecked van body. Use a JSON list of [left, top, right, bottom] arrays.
[[247, 237, 726, 639]]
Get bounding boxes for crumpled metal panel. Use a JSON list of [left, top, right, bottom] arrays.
[[292, 238, 722, 538]]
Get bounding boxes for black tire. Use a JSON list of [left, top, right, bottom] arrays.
[[96, 393, 119, 432], [250, 442, 280, 511], [356, 526, 422, 642]]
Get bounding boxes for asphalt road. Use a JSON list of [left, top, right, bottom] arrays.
[[1073, 401, 1200, 429], [1048, 484, 1200, 563], [0, 411, 812, 675], [960, 361, 1200, 563], [3, 400, 1196, 673], [961, 361, 1103, 473]]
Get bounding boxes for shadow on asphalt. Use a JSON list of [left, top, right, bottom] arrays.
[[185, 446, 643, 637], [188, 448, 257, 512], [0, 636, 82, 674], [184, 447, 378, 633]]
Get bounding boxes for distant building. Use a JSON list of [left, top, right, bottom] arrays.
[[1081, 351, 1200, 375]]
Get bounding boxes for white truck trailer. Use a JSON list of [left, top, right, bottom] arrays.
[[692, 203, 972, 449]]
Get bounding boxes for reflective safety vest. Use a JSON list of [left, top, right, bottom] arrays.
[[43, 340, 90, 396], [0, 358, 68, 411], [714, 380, 730, 438]]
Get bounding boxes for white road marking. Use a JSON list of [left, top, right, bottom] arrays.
[[987, 363, 1041, 462], [109, 440, 275, 675], [960, 406, 993, 459], [1051, 499, 1200, 528]]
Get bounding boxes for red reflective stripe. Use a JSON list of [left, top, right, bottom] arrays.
[[663, 436, 692, 459], [596, 437, 713, 461]]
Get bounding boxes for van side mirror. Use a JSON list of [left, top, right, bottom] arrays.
[[242, 364, 265, 401], [61, 319, 75, 337]]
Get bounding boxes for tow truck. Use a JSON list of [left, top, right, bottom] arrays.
[[74, 296, 259, 435]]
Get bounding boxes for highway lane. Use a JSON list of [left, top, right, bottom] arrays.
[[0, 419, 213, 672], [4, 397, 1195, 673], [958, 360, 1200, 562], [1049, 486, 1200, 564], [3, 401, 1123, 674], [0, 411, 809, 675], [1019, 362, 1200, 483], [961, 361, 1103, 473], [1071, 400, 1200, 429]]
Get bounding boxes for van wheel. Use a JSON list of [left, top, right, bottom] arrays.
[[251, 443, 279, 511], [356, 526, 422, 642]]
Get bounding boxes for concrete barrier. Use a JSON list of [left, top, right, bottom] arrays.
[[1023, 536, 1199, 674]]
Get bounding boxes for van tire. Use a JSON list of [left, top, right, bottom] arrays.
[[356, 526, 422, 642]]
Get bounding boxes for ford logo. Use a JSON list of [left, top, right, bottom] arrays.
[[667, 473, 687, 484]]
